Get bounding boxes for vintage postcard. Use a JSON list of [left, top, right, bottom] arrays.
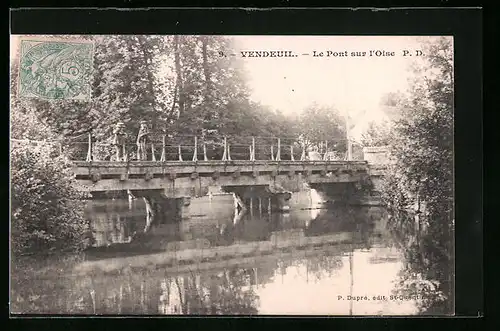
[[10, 33, 455, 316]]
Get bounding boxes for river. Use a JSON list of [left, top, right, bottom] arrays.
[[11, 189, 443, 315]]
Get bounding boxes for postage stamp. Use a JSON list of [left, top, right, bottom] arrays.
[[17, 39, 94, 101]]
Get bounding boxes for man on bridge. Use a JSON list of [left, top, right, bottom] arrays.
[[112, 122, 127, 161], [136, 120, 150, 161]]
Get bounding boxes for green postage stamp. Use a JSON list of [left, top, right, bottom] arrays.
[[18, 39, 94, 101]]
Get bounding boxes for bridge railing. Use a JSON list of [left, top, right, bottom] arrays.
[[14, 133, 359, 163]]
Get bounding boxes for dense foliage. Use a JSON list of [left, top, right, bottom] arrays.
[[378, 37, 454, 314], [11, 36, 348, 155], [360, 120, 391, 147], [11, 79, 90, 255], [11, 143, 90, 255], [296, 103, 347, 151]]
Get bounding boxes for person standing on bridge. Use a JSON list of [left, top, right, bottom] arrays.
[[112, 122, 127, 161], [136, 120, 150, 161]]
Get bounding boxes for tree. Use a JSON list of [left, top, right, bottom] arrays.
[[11, 35, 296, 158], [173, 35, 186, 119], [11, 106, 56, 142], [296, 103, 347, 152], [381, 36, 454, 314], [360, 120, 392, 147], [92, 35, 171, 139], [171, 35, 252, 137]]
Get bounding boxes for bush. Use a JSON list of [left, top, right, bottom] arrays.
[[11, 143, 90, 256]]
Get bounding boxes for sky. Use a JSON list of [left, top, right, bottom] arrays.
[[231, 36, 427, 137]]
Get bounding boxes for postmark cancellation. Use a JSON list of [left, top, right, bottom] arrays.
[[17, 38, 94, 101]]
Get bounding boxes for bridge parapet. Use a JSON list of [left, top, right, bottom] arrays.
[[56, 132, 355, 163], [363, 146, 391, 165]]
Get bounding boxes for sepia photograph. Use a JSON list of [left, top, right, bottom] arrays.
[[10, 33, 455, 316]]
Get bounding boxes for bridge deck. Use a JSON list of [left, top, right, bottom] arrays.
[[71, 160, 374, 193], [72, 160, 369, 176]]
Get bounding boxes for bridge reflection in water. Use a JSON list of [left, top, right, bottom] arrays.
[[11, 190, 419, 315]]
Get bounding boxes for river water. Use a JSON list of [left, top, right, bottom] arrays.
[[11, 189, 433, 316]]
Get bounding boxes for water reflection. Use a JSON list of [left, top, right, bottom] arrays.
[[86, 193, 379, 252], [10, 190, 448, 315]]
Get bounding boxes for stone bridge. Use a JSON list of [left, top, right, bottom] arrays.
[[72, 159, 371, 194]]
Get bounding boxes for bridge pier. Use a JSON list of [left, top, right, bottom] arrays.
[[310, 178, 378, 206], [177, 196, 191, 220]]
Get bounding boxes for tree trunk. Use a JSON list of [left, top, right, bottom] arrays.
[[200, 36, 214, 132], [174, 35, 185, 119], [201, 36, 212, 104], [137, 36, 158, 130], [168, 85, 178, 122]]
